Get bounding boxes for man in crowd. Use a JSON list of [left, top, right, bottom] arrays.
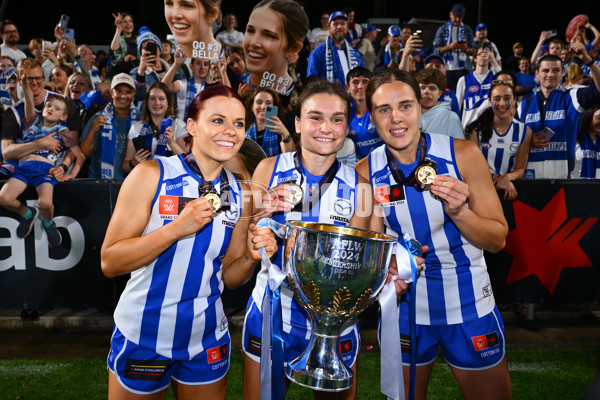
[[307, 11, 364, 87], [432, 3, 476, 92]]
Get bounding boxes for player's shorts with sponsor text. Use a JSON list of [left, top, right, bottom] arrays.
[[107, 325, 230, 394], [397, 305, 506, 370]]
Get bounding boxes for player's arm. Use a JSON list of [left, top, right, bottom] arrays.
[[101, 160, 216, 277]]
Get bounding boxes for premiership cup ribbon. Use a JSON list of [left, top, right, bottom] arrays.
[[379, 234, 421, 400], [256, 219, 289, 400]]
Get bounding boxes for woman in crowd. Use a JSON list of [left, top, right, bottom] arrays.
[[50, 64, 73, 95], [357, 69, 511, 400], [244, 86, 294, 157], [122, 81, 188, 174], [164, 0, 222, 61], [242, 0, 308, 98], [102, 84, 276, 399], [466, 81, 532, 200]]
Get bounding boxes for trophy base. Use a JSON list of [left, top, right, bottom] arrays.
[[286, 365, 353, 392], [285, 331, 353, 392]]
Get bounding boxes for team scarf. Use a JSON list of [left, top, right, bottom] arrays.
[[139, 116, 173, 158], [441, 20, 468, 69], [384, 42, 400, 66], [100, 101, 137, 179], [325, 36, 361, 85], [73, 62, 102, 88], [580, 135, 600, 179], [245, 121, 279, 157], [184, 77, 205, 119]]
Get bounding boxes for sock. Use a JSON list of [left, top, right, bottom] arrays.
[[43, 219, 54, 228], [22, 208, 33, 220]]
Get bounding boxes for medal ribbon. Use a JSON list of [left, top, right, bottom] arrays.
[[183, 152, 230, 211], [291, 149, 339, 212], [385, 133, 429, 190]]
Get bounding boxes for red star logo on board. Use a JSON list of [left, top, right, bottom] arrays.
[[392, 187, 401, 198], [344, 342, 350, 350], [503, 189, 597, 295]]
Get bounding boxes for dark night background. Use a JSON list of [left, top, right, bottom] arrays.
[[0, 0, 594, 60]]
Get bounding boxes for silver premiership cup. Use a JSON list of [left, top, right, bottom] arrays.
[[283, 221, 396, 391]]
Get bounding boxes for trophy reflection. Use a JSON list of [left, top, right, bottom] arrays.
[[283, 221, 395, 391]]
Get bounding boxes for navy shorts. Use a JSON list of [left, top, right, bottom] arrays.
[[11, 161, 57, 188], [398, 306, 506, 370], [107, 326, 230, 395], [242, 298, 360, 368]]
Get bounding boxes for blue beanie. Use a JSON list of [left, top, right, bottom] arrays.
[[137, 26, 162, 53]]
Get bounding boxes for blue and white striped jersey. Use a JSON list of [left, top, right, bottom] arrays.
[[368, 133, 496, 325], [477, 119, 527, 175], [113, 154, 242, 360], [250, 152, 358, 334]]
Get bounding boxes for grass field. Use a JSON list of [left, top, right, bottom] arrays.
[[0, 349, 597, 400]]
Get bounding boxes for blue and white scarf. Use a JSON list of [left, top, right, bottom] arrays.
[[74, 62, 102, 88], [580, 135, 600, 179], [139, 116, 172, 158], [100, 101, 137, 179], [185, 77, 205, 120], [245, 121, 279, 157], [441, 20, 468, 69], [325, 37, 361, 86]]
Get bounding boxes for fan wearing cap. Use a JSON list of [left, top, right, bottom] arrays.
[[474, 23, 501, 66], [504, 42, 524, 73], [306, 11, 365, 87], [130, 26, 186, 109], [374, 25, 402, 73], [357, 24, 379, 72], [79, 73, 139, 179], [432, 3, 476, 92]]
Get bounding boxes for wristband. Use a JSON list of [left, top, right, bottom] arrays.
[[59, 163, 68, 173], [586, 58, 596, 67], [129, 160, 136, 169], [282, 134, 293, 143]]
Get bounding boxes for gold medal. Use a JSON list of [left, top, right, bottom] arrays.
[[285, 182, 304, 206], [415, 159, 437, 187], [202, 192, 222, 213]]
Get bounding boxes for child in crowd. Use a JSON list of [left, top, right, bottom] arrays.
[[0, 60, 85, 247]]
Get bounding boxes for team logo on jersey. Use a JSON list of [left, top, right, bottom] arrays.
[[482, 283, 492, 297], [207, 343, 228, 364], [471, 332, 499, 351], [510, 143, 520, 153], [481, 142, 491, 149], [375, 184, 405, 206], [468, 85, 479, 93]]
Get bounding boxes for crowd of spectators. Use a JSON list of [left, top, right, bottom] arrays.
[[0, 3, 598, 243]]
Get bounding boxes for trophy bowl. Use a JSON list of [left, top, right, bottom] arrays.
[[283, 221, 396, 392]]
